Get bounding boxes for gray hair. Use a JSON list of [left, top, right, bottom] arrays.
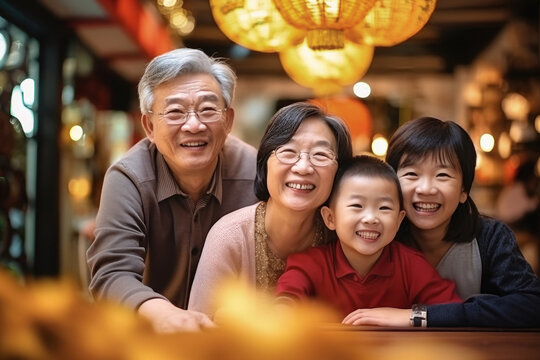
[[137, 48, 237, 114]]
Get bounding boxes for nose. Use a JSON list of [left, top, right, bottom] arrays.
[[415, 177, 437, 194], [181, 112, 206, 132], [361, 210, 379, 224], [291, 152, 314, 174]]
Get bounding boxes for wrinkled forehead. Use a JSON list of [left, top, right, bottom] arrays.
[[399, 148, 462, 172]]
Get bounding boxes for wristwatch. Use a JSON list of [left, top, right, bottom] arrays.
[[410, 304, 427, 327]]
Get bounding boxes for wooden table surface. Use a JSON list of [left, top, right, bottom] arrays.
[[328, 326, 540, 360]]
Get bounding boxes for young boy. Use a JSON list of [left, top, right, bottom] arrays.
[[275, 155, 462, 325]]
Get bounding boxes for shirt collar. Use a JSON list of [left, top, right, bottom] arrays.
[[334, 240, 394, 279], [155, 151, 223, 204]]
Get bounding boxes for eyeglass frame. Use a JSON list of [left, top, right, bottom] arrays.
[[147, 107, 228, 125], [272, 145, 337, 167]]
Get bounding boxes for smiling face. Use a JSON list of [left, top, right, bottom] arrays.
[[141, 73, 233, 182], [396, 154, 468, 240], [266, 116, 338, 213], [321, 174, 406, 263]]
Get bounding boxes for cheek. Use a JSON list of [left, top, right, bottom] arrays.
[[320, 167, 338, 191], [265, 162, 284, 193], [266, 160, 282, 179], [399, 184, 415, 201]]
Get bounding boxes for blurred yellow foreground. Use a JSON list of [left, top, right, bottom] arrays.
[[0, 270, 482, 360]]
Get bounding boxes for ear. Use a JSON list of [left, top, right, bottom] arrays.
[[222, 107, 234, 134], [141, 113, 155, 143], [397, 209, 406, 226], [459, 190, 468, 204], [320, 205, 336, 231]]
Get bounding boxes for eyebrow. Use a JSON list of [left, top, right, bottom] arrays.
[[164, 93, 220, 105], [347, 194, 396, 203]]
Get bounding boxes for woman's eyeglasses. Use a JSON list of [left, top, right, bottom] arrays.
[[272, 145, 336, 167]]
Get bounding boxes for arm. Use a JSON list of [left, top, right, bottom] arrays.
[[428, 219, 540, 327], [342, 308, 411, 326], [87, 167, 161, 307], [87, 167, 215, 332], [275, 252, 317, 301]]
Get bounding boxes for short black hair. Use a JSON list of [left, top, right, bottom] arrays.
[[328, 154, 403, 210], [254, 102, 353, 200]]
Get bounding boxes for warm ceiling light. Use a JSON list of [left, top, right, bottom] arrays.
[[170, 10, 188, 28], [210, 0, 305, 53], [169, 9, 195, 35], [279, 39, 373, 95], [502, 92, 530, 121], [371, 135, 388, 157], [68, 177, 91, 200], [159, 0, 180, 8], [462, 82, 482, 107], [273, 0, 377, 50], [353, 81, 371, 98], [69, 125, 84, 142], [498, 132, 512, 159], [346, 0, 436, 46], [479, 133, 495, 153]]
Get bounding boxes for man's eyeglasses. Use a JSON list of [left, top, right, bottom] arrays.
[[148, 107, 227, 125], [272, 145, 337, 167]]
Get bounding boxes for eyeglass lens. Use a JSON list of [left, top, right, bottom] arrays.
[[274, 146, 335, 166]]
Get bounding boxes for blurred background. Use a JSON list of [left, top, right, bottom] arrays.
[[0, 0, 538, 288]]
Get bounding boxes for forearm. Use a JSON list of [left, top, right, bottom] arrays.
[[427, 293, 540, 327], [88, 266, 166, 309]]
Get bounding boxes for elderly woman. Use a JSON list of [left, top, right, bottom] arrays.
[[188, 102, 352, 319]]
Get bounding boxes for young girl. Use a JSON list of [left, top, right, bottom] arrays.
[[347, 117, 540, 328]]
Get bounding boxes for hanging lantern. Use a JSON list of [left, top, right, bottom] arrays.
[[210, 0, 306, 53], [279, 39, 374, 96], [346, 0, 437, 47], [272, 0, 377, 50]]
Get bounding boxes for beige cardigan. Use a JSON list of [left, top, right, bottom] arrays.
[[188, 202, 260, 318]]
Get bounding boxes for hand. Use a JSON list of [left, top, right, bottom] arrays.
[[342, 307, 411, 327], [138, 298, 215, 333]]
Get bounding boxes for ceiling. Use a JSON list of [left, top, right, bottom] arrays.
[[36, 0, 539, 84]]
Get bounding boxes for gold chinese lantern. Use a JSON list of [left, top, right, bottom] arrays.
[[210, 0, 306, 53], [346, 0, 437, 47], [279, 39, 374, 95], [272, 0, 377, 50]]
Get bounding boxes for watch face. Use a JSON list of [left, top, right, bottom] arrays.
[[411, 305, 427, 327]]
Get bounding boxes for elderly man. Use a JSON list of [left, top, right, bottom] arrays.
[[87, 48, 258, 332]]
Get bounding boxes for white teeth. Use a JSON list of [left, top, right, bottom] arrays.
[[182, 142, 205, 147], [287, 183, 314, 190], [357, 231, 379, 239], [414, 202, 439, 211]]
